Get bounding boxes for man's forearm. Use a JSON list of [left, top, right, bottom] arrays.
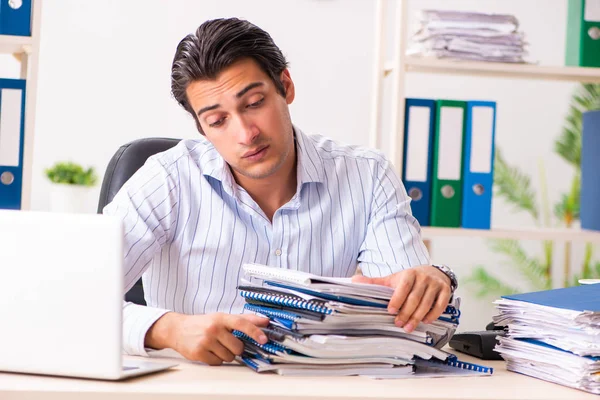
[[145, 312, 184, 350]]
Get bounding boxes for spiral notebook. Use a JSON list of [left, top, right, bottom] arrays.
[[234, 330, 494, 378], [242, 263, 395, 299]]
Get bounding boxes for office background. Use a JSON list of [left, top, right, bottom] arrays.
[[0, 0, 589, 331]]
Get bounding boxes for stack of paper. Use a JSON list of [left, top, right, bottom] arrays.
[[234, 263, 493, 378], [407, 10, 530, 63], [493, 284, 600, 394]]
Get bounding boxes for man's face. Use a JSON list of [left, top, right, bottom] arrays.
[[186, 58, 296, 181]]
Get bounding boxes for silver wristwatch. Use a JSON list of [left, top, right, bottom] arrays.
[[432, 264, 458, 293]]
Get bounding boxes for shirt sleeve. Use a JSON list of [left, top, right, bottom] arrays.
[[357, 158, 430, 278], [103, 156, 180, 356]]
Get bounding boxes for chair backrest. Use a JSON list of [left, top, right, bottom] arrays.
[[97, 137, 181, 305]]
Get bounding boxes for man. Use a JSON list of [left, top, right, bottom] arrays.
[[104, 18, 458, 365]]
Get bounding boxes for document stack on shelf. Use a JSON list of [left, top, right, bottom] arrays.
[[234, 263, 493, 378], [493, 284, 600, 394], [407, 10, 530, 63]]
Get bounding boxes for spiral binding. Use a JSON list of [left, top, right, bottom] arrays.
[[239, 290, 333, 315], [243, 264, 307, 285], [445, 359, 493, 374], [233, 330, 291, 354], [240, 356, 260, 371], [244, 303, 300, 322]]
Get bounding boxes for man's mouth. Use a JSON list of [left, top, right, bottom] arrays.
[[242, 145, 268, 158]]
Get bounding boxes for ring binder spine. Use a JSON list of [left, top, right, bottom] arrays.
[[240, 290, 333, 315]]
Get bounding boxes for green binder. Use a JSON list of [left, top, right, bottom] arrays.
[[566, 0, 600, 67], [430, 100, 467, 228]]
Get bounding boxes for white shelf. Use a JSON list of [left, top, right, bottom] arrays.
[[0, 35, 32, 55], [421, 226, 600, 243], [384, 58, 600, 83]]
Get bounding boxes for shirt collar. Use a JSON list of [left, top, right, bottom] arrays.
[[294, 126, 325, 185], [200, 125, 325, 189]]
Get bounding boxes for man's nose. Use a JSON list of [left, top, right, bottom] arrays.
[[236, 116, 259, 145]]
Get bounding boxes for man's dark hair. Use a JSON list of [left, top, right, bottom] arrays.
[[171, 18, 289, 134]]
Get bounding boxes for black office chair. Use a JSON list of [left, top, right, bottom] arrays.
[[97, 137, 181, 305]]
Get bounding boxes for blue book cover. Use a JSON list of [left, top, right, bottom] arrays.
[[502, 284, 600, 312]]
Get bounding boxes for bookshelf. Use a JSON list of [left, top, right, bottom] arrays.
[[386, 58, 600, 83], [0, 0, 42, 210], [421, 227, 600, 243], [371, 0, 600, 242]]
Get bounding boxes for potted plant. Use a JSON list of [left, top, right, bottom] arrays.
[[45, 161, 98, 213]]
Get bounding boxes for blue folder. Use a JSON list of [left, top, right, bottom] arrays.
[[402, 98, 436, 227], [502, 284, 600, 312], [581, 110, 600, 231], [0, 0, 32, 36], [461, 101, 497, 229], [0, 78, 27, 210]]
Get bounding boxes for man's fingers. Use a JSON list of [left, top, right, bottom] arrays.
[[394, 281, 423, 327], [208, 340, 237, 363], [218, 331, 245, 356], [224, 315, 268, 344], [239, 314, 270, 327], [404, 287, 438, 332], [423, 287, 451, 324], [387, 273, 415, 314], [192, 349, 224, 366]]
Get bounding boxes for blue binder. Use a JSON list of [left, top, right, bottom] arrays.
[[402, 98, 436, 226], [502, 284, 599, 312], [0, 79, 26, 210], [461, 101, 497, 229], [581, 110, 600, 231], [0, 0, 32, 36]]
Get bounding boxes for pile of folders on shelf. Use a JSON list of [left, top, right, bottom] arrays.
[[401, 98, 497, 230], [233, 263, 493, 378]]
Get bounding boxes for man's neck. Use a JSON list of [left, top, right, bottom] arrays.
[[233, 146, 297, 222]]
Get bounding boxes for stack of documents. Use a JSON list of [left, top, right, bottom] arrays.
[[407, 10, 529, 63], [493, 284, 600, 394], [235, 263, 493, 378]]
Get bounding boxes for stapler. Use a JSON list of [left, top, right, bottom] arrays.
[[448, 321, 506, 360]]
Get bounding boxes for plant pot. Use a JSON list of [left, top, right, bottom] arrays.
[[49, 183, 95, 214]]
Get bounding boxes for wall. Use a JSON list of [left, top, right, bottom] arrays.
[[26, 0, 586, 331]]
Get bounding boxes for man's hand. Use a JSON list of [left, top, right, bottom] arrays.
[[145, 312, 269, 365], [352, 265, 452, 333]]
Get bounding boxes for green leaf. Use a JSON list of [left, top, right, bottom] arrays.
[[464, 267, 521, 298], [488, 239, 551, 290], [493, 149, 539, 221], [45, 162, 98, 187]]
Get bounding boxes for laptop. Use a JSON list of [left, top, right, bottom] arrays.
[[0, 210, 177, 380]]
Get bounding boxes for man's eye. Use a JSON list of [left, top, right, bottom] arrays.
[[209, 117, 225, 128], [247, 98, 264, 108]]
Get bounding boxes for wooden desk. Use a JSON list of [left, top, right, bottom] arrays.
[[0, 349, 597, 400]]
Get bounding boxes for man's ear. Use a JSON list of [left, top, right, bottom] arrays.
[[280, 69, 295, 104]]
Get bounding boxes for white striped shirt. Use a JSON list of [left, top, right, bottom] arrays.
[[103, 127, 430, 356]]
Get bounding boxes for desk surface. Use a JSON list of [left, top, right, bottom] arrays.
[[0, 349, 597, 400]]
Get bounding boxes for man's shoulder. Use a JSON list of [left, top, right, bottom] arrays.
[[305, 132, 388, 166], [146, 137, 217, 171]]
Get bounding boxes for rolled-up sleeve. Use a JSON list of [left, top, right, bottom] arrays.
[[357, 158, 430, 278]]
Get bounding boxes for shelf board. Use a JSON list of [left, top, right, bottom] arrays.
[[421, 226, 600, 242], [384, 58, 600, 83], [0, 35, 32, 55]]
